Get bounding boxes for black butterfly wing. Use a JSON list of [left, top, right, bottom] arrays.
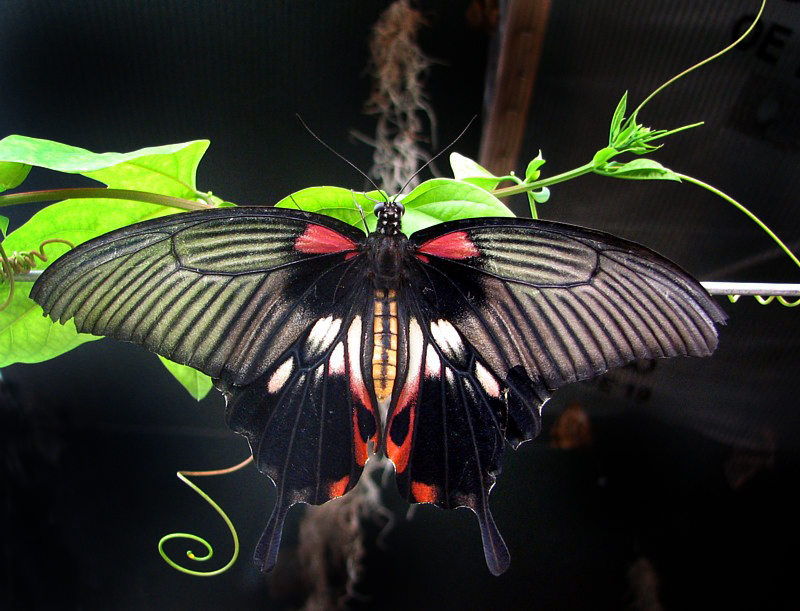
[[31, 207, 381, 570], [385, 216, 726, 574], [385, 288, 544, 575], [219, 282, 378, 571]]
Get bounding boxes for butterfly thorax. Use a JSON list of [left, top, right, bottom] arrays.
[[364, 231, 410, 290]]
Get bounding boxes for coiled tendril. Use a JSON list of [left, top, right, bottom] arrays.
[[727, 294, 800, 308], [0, 238, 74, 311], [158, 456, 253, 577]]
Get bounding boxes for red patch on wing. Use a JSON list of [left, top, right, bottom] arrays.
[[416, 230, 479, 260], [350, 377, 375, 468], [295, 224, 357, 254], [329, 475, 350, 498], [411, 481, 438, 504], [386, 381, 419, 474]]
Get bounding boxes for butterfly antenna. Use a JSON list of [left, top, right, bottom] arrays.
[[350, 191, 370, 233], [296, 114, 388, 202], [394, 115, 477, 198], [287, 194, 302, 211]]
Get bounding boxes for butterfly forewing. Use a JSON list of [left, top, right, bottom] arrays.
[[31, 207, 367, 385], [408, 218, 726, 390]]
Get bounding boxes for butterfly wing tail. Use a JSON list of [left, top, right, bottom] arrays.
[[254, 498, 291, 572]]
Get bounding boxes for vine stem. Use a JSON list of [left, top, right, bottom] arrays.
[[675, 172, 800, 272], [629, 0, 766, 120], [0, 187, 211, 211], [491, 162, 595, 198]]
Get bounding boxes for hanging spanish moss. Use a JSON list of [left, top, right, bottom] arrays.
[[362, 0, 436, 193]]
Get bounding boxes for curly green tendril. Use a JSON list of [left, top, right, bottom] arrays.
[[158, 456, 253, 577]]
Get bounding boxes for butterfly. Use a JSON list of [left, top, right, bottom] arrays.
[[30, 199, 726, 575]]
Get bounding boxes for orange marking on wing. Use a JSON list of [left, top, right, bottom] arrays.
[[351, 391, 375, 468], [411, 481, 438, 504], [346, 315, 375, 467], [386, 387, 417, 473], [416, 231, 479, 260], [295, 224, 357, 254], [329, 475, 350, 498]]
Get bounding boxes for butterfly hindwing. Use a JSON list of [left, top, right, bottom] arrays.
[[385, 290, 547, 575], [218, 286, 379, 572]]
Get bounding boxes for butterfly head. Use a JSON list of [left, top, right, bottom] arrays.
[[373, 200, 405, 236]]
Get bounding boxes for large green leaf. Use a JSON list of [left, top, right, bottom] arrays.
[[0, 281, 99, 366], [0, 135, 209, 197], [399, 178, 514, 234]]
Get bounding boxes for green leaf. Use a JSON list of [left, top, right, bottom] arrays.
[[0, 135, 209, 198], [275, 186, 382, 233], [592, 147, 618, 168], [400, 178, 514, 234], [0, 161, 31, 192], [0, 136, 214, 369], [526, 187, 550, 219], [449, 153, 505, 190], [595, 159, 682, 181], [609, 92, 628, 144], [524, 152, 546, 184], [0, 281, 100, 367], [158, 356, 213, 400], [0, 215, 8, 237]]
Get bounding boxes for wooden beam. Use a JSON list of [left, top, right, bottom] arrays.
[[479, 0, 551, 177]]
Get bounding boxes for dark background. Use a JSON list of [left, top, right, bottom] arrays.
[[2, 1, 799, 609]]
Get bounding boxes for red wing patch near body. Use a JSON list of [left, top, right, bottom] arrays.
[[295, 223, 358, 254], [416, 230, 479, 261]]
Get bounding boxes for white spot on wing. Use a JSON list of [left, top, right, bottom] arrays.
[[346, 316, 363, 375], [329, 342, 346, 375], [267, 357, 294, 394], [395, 318, 425, 417], [430, 318, 464, 360], [346, 316, 369, 401], [424, 344, 441, 378], [306, 315, 342, 357], [474, 361, 501, 398]]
